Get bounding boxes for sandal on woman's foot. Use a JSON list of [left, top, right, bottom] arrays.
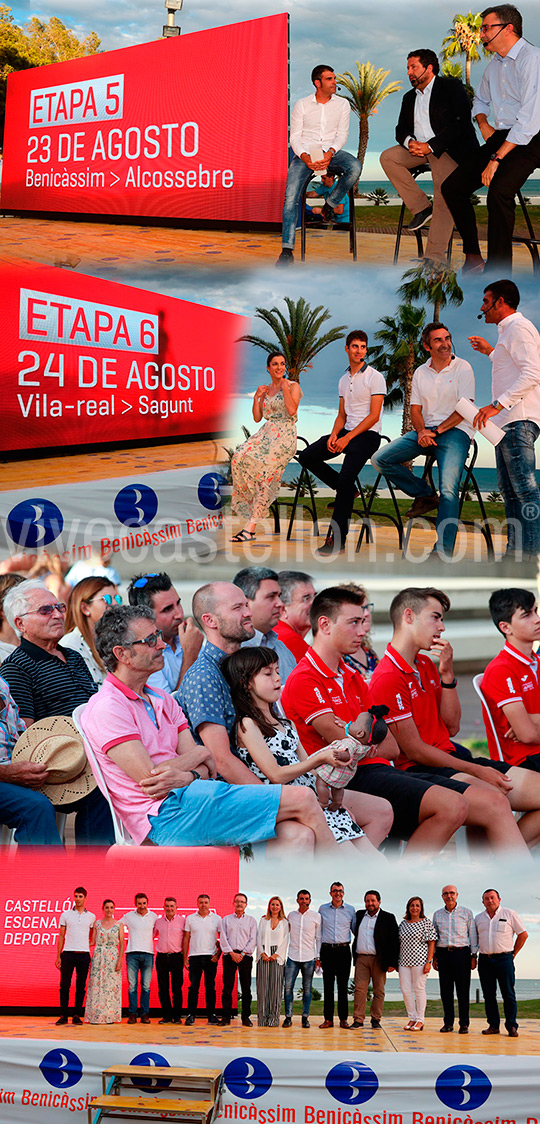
[[231, 529, 256, 542], [411, 1021, 424, 1031], [403, 1020, 416, 1030]]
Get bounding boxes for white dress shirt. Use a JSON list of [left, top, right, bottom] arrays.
[[490, 312, 540, 427], [356, 910, 378, 955], [290, 94, 350, 159], [472, 38, 540, 147], [411, 354, 475, 436], [413, 76, 435, 144], [287, 909, 321, 961], [475, 906, 526, 954], [338, 364, 386, 432]]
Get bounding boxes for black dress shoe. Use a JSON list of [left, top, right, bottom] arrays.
[[282, 1016, 292, 1028], [185, 1014, 195, 1026], [242, 1018, 253, 1027], [72, 1016, 83, 1025], [208, 1014, 218, 1024], [276, 249, 294, 268], [159, 1018, 172, 1024], [459, 1026, 469, 1034], [320, 202, 335, 224], [219, 1017, 231, 1026], [301, 1016, 310, 1028], [440, 1025, 454, 1033], [172, 1017, 183, 1024], [406, 205, 433, 231], [56, 1016, 68, 1026]]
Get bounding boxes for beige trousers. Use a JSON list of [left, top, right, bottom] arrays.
[[353, 954, 387, 1023], [380, 145, 457, 263]]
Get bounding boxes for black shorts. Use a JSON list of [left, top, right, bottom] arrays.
[[410, 755, 512, 783], [521, 752, 540, 773], [346, 763, 468, 841], [450, 742, 512, 775]]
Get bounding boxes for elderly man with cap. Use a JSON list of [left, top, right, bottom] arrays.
[[0, 579, 113, 844], [433, 884, 477, 1034]]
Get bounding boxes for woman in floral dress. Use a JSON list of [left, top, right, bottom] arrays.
[[231, 352, 302, 542], [85, 900, 125, 1024]]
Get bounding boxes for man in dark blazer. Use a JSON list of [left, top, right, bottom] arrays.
[[380, 48, 478, 264], [351, 891, 400, 1029]]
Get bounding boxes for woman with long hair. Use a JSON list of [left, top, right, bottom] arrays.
[[221, 646, 390, 853], [256, 896, 289, 1026], [398, 896, 437, 1031], [85, 899, 125, 1024], [231, 352, 302, 543], [60, 576, 122, 684]]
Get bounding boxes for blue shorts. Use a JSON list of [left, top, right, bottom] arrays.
[[147, 779, 281, 846]]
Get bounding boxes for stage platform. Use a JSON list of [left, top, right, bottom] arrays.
[[2, 1017, 538, 1056]]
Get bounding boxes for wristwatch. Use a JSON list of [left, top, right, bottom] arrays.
[[441, 677, 458, 689], [490, 154, 502, 163], [190, 769, 202, 781], [491, 400, 503, 411]]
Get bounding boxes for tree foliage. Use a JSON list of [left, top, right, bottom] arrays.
[[238, 297, 347, 384], [369, 303, 426, 432], [441, 12, 485, 88], [0, 5, 100, 134], [398, 261, 464, 321], [337, 62, 401, 168]]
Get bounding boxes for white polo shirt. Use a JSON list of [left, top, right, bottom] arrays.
[[411, 355, 475, 437], [59, 908, 96, 952], [123, 909, 159, 954], [338, 364, 386, 433], [475, 906, 526, 954], [184, 911, 221, 956]]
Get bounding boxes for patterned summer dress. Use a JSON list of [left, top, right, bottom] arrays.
[[85, 920, 122, 1024], [231, 387, 300, 522], [236, 720, 365, 843]]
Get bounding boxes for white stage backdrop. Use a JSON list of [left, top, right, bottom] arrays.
[[0, 1043, 538, 1123]]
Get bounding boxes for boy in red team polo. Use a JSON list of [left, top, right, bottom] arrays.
[[369, 587, 540, 853], [282, 587, 474, 854], [482, 588, 540, 771]]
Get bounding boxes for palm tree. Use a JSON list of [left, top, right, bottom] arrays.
[[238, 297, 347, 383], [398, 260, 464, 321], [365, 187, 390, 206], [336, 63, 402, 168], [441, 12, 485, 88], [369, 303, 426, 432]]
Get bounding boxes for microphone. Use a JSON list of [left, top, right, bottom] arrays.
[[482, 25, 506, 47], [478, 301, 496, 319], [410, 66, 429, 88]]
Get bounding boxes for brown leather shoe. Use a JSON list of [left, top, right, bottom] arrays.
[[140, 1015, 151, 1024], [508, 1027, 519, 1037], [340, 1021, 351, 1029], [319, 1020, 334, 1028], [127, 1014, 137, 1024], [482, 1026, 500, 1035], [405, 495, 439, 518]]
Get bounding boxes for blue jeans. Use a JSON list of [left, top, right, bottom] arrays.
[[0, 782, 62, 844], [284, 957, 316, 1017], [495, 420, 540, 557], [372, 428, 471, 555], [282, 151, 362, 249], [478, 952, 517, 1031], [126, 951, 154, 1016]]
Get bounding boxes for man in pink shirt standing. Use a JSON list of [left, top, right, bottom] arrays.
[[154, 897, 185, 1024]]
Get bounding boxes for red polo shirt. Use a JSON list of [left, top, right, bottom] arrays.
[[274, 620, 309, 662], [369, 644, 453, 770], [481, 643, 540, 766], [281, 647, 370, 756]]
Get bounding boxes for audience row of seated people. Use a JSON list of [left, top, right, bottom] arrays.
[[1, 569, 540, 855]]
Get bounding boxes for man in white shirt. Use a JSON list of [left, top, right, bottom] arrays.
[[219, 893, 257, 1027], [380, 49, 478, 264], [183, 893, 221, 1025], [55, 886, 95, 1025], [123, 892, 159, 1024], [298, 330, 386, 555], [475, 888, 527, 1037], [471, 279, 540, 558], [372, 322, 474, 557], [128, 572, 202, 694], [283, 889, 321, 1029], [442, 4, 540, 270], [276, 65, 361, 266]]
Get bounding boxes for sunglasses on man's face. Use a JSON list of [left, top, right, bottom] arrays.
[[20, 602, 66, 617], [128, 629, 163, 648]]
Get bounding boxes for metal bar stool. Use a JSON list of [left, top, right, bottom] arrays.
[[353, 436, 405, 551], [511, 189, 540, 275], [400, 438, 494, 559], [300, 181, 357, 261], [268, 438, 320, 539], [393, 163, 453, 266]]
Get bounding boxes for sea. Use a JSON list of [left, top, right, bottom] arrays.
[[281, 462, 505, 494], [357, 176, 540, 204], [252, 978, 540, 1000]]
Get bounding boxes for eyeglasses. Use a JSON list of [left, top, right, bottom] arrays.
[[128, 629, 163, 648], [20, 602, 66, 617], [89, 593, 123, 606], [479, 21, 507, 32], [131, 573, 159, 589], [362, 602, 374, 612]]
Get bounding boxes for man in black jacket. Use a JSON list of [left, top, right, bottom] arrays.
[[380, 49, 478, 264], [351, 891, 400, 1029]]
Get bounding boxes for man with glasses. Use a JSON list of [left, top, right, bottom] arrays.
[[442, 4, 540, 271], [432, 885, 477, 1034], [128, 572, 202, 694], [0, 579, 113, 843], [318, 883, 355, 1029]]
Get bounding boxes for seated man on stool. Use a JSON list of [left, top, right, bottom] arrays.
[[276, 64, 361, 267], [371, 322, 474, 559], [297, 330, 386, 556]]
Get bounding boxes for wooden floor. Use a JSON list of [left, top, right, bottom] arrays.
[[0, 214, 536, 273], [0, 439, 227, 492], [2, 1016, 539, 1055]]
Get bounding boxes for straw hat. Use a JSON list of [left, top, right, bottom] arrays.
[[11, 716, 97, 804]]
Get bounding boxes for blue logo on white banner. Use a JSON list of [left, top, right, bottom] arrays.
[[129, 1052, 171, 1092], [436, 1065, 492, 1110], [7, 498, 64, 547], [224, 1057, 273, 1099], [39, 1048, 82, 1089], [325, 1062, 379, 1104], [114, 484, 159, 526], [198, 472, 226, 511]]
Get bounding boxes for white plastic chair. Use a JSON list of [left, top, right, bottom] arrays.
[[72, 704, 134, 845], [472, 674, 505, 762]]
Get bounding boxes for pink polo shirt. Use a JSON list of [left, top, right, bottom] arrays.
[[81, 673, 188, 844]]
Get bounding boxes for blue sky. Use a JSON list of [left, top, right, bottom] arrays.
[[10, 0, 540, 176]]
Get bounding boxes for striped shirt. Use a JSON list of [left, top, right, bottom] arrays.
[[1, 638, 97, 723], [0, 675, 26, 764], [432, 905, 478, 953]]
